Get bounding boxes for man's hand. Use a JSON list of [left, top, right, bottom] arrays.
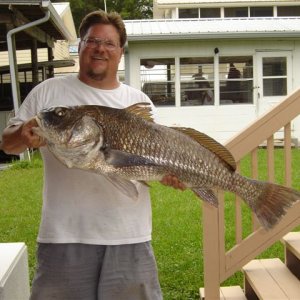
[[160, 174, 186, 191], [1, 117, 45, 155], [20, 118, 45, 149]]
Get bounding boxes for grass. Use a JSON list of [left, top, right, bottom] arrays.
[[1, 149, 300, 299]]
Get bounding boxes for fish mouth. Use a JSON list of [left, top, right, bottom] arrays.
[[33, 114, 70, 145], [33, 115, 46, 138], [35, 115, 42, 127]]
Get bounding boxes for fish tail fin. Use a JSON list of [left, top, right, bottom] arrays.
[[240, 178, 300, 229]]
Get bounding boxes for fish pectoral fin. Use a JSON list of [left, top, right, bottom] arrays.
[[125, 102, 154, 122], [104, 175, 139, 200], [192, 188, 218, 207], [105, 149, 156, 167]]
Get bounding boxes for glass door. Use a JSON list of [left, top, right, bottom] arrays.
[[256, 51, 292, 116]]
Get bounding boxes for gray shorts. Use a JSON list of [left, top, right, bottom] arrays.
[[30, 242, 163, 300]]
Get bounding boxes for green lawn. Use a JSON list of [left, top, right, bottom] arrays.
[[1, 149, 300, 299]]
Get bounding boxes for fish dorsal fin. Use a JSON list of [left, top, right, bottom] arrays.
[[125, 102, 154, 122], [171, 127, 236, 171]]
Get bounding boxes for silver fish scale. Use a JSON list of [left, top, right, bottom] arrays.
[[103, 115, 234, 189]]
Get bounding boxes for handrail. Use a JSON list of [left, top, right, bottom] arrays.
[[201, 88, 300, 299], [226, 89, 300, 161]]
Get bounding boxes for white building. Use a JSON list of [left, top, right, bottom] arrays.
[[124, 0, 300, 143]]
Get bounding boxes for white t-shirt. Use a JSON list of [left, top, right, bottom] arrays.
[[9, 74, 154, 245]]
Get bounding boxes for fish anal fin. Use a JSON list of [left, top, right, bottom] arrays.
[[125, 102, 154, 122], [192, 188, 218, 207], [171, 127, 236, 171]]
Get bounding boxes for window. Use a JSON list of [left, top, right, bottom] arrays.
[[219, 57, 253, 104], [179, 8, 199, 18], [140, 56, 254, 107], [250, 7, 273, 17], [176, 5, 300, 19], [200, 8, 220, 18], [224, 7, 248, 18], [140, 58, 175, 106], [277, 6, 300, 17], [180, 57, 214, 106], [262, 57, 287, 96]]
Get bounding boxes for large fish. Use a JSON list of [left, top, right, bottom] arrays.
[[34, 103, 300, 229]]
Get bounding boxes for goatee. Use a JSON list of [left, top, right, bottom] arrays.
[[87, 70, 107, 81]]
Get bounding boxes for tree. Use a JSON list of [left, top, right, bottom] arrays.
[[67, 0, 153, 33]]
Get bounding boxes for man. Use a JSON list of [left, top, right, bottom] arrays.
[[2, 10, 183, 300]]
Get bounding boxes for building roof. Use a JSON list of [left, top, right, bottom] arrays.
[[0, 0, 77, 51], [125, 17, 300, 41]]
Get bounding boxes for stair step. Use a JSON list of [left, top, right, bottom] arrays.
[[282, 232, 300, 260], [282, 231, 300, 279], [243, 258, 300, 299], [199, 286, 246, 300]]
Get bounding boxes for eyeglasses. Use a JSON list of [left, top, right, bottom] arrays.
[[82, 38, 119, 51]]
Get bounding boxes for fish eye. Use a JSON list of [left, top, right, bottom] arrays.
[[55, 107, 66, 117]]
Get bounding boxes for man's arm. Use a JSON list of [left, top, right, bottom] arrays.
[[1, 118, 44, 155]]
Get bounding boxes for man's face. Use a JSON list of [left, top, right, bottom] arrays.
[[78, 24, 123, 85]]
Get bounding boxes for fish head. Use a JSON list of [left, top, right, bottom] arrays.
[[35, 106, 102, 146], [35, 106, 105, 168]]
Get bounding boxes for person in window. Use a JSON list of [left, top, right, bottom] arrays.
[[226, 63, 241, 103], [192, 70, 214, 105], [1, 10, 184, 300]]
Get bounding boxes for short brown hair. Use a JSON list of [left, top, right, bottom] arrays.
[[79, 10, 127, 48]]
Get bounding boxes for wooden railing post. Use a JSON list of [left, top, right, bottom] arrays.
[[202, 201, 221, 299]]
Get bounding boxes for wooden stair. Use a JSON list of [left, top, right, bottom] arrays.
[[282, 232, 300, 280], [242, 232, 300, 300], [200, 232, 300, 299], [199, 286, 246, 300], [243, 258, 300, 299]]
